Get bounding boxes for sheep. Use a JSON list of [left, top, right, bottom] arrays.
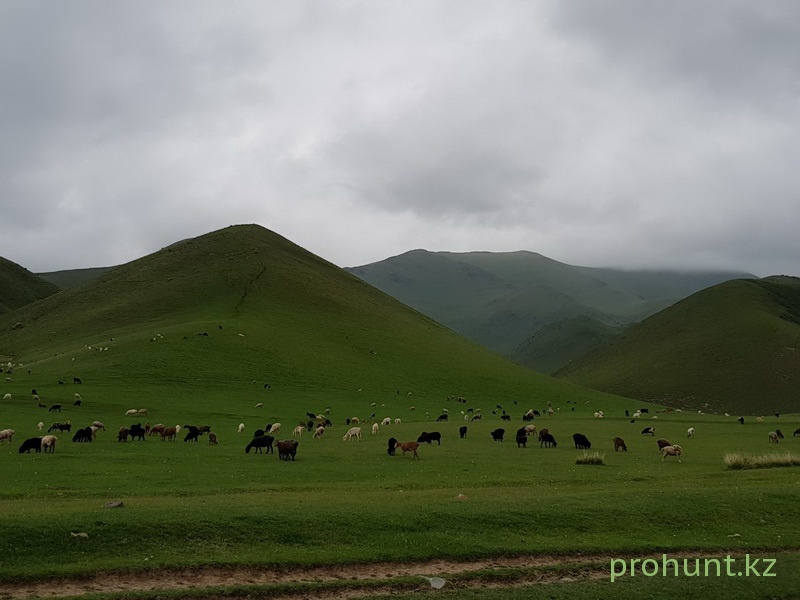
[[89, 425, 100, 440], [523, 424, 537, 437], [776, 429, 785, 439], [183, 427, 201, 442], [395, 441, 420, 459], [18, 437, 42, 453], [160, 426, 179, 442], [48, 421, 71, 433], [0, 428, 15, 444], [793, 428, 800, 437], [246, 435, 275, 454], [515, 428, 527, 448], [417, 431, 442, 445], [490, 428, 505, 442], [656, 438, 673, 451], [37, 422, 44, 431], [372, 422, 379, 435], [687, 427, 696, 438], [661, 445, 683, 463], [342, 426, 362, 441], [268, 423, 282, 435], [48, 404, 62, 412], [118, 426, 129, 442], [641, 426, 655, 436], [149, 423, 165, 436], [41, 434, 57, 453], [387, 437, 398, 455], [92, 421, 106, 431], [208, 432, 218, 445], [738, 416, 745, 425], [459, 426, 468, 439], [2, 393, 11, 400], [125, 409, 138, 416], [436, 413, 449, 422], [612, 436, 627, 452], [394, 418, 401, 425], [277, 439, 299, 461], [72, 427, 93, 443], [381, 417, 391, 426], [292, 425, 305, 437], [313, 426, 326, 438], [594, 411, 604, 419], [136, 408, 148, 417], [768, 431, 780, 443], [237, 423, 246, 434], [539, 432, 557, 448], [255, 403, 263, 408], [350, 417, 360, 424], [129, 423, 146, 441], [572, 433, 592, 450]]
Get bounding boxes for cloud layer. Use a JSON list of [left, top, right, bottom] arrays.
[[1, 1, 797, 276]]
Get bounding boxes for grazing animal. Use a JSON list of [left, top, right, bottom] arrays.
[[149, 423, 165, 436], [160, 426, 179, 441], [237, 423, 245, 434], [2, 393, 10, 400], [129, 424, 146, 441], [245, 435, 275, 454], [184, 427, 201, 442], [661, 445, 683, 462], [292, 425, 305, 437], [0, 428, 15, 444], [125, 409, 138, 416], [470, 413, 482, 422], [572, 433, 592, 450], [41, 434, 57, 453], [381, 417, 391, 426], [268, 423, 282, 435], [19, 437, 42, 453], [313, 426, 326, 438], [37, 422, 44, 431], [277, 439, 299, 461], [255, 403, 263, 409], [656, 438, 673, 451], [612, 436, 627, 452], [515, 428, 527, 448], [48, 422, 71, 433], [793, 428, 800, 437], [417, 431, 442, 445], [776, 429, 784, 439], [738, 416, 745, 425], [687, 427, 696, 438], [768, 431, 780, 443], [395, 441, 420, 459], [641, 426, 655, 436], [118, 427, 129, 442], [436, 413, 449, 422], [92, 421, 106, 430], [48, 404, 62, 412], [387, 437, 399, 455], [459, 426, 468, 439], [539, 433, 557, 448], [342, 426, 362, 441], [72, 427, 93, 442], [73, 377, 82, 384], [490, 428, 505, 441], [208, 432, 218, 445], [371, 422, 379, 435]]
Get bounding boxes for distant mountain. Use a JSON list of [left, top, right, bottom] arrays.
[[0, 225, 614, 412], [346, 250, 752, 372], [557, 276, 800, 414], [0, 256, 60, 314], [38, 266, 114, 289]]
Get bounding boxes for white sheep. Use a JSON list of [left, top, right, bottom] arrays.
[[237, 423, 245, 434], [37, 421, 44, 431], [3, 393, 11, 400], [394, 418, 401, 425], [313, 426, 325, 438], [292, 425, 304, 437], [350, 417, 360, 424], [594, 411, 604, 418], [372, 422, 379, 435], [41, 434, 57, 453], [661, 445, 683, 463], [255, 403, 263, 408], [342, 426, 362, 441], [687, 427, 696, 438], [268, 423, 281, 434], [136, 408, 148, 416], [381, 417, 391, 426], [125, 409, 138, 416], [768, 431, 780, 443], [0, 428, 15, 444]]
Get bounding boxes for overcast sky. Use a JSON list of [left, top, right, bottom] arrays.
[[1, 1, 798, 277]]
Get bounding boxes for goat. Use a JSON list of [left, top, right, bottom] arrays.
[[612, 436, 627, 451], [245, 435, 275, 454], [342, 426, 362, 441], [661, 445, 682, 463], [277, 439, 299, 461], [395, 441, 420, 459]]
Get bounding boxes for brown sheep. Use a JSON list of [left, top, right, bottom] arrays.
[[395, 441, 420, 460], [612, 437, 627, 452], [661, 445, 682, 463]]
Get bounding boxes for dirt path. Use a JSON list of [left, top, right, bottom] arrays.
[[0, 551, 788, 599]]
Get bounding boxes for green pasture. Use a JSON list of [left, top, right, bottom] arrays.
[[1, 376, 799, 585]]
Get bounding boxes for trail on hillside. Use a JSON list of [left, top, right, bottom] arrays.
[[1, 550, 788, 600]]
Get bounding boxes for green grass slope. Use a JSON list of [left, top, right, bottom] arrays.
[[558, 277, 800, 414], [0, 224, 620, 414], [37, 266, 114, 289], [346, 250, 751, 372], [0, 256, 60, 315]]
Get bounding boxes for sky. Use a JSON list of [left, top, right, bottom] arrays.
[[1, 1, 798, 277]]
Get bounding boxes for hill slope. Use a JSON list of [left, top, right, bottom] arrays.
[[0, 225, 620, 415], [37, 266, 114, 289], [346, 250, 751, 372], [0, 256, 60, 315], [557, 277, 800, 414]]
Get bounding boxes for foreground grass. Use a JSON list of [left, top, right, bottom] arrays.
[[724, 451, 800, 470]]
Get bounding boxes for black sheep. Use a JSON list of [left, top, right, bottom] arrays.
[[129, 423, 146, 441], [19, 437, 42, 453], [387, 437, 398, 456], [246, 435, 275, 454], [540, 433, 557, 448], [72, 427, 93, 443], [459, 426, 468, 439], [491, 428, 505, 442], [417, 431, 442, 445], [572, 433, 592, 450]]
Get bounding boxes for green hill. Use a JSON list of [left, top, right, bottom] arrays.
[[557, 277, 800, 414], [0, 256, 60, 315], [346, 250, 751, 372], [0, 224, 622, 416], [37, 266, 113, 289]]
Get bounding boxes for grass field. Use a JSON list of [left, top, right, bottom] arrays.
[[2, 383, 799, 597]]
